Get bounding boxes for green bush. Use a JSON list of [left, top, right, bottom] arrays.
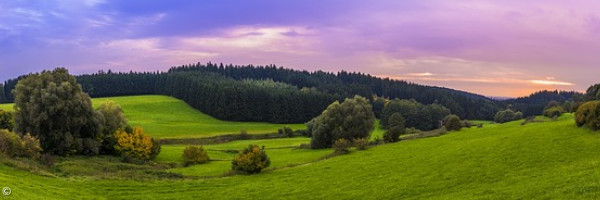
[[232, 145, 271, 174], [0, 130, 42, 159], [310, 96, 375, 149], [444, 115, 462, 131], [384, 126, 404, 143], [575, 101, 600, 130], [353, 138, 370, 150], [0, 110, 14, 131], [332, 138, 352, 154], [13, 68, 103, 155], [494, 109, 523, 123], [543, 106, 565, 118], [284, 127, 294, 138], [183, 146, 210, 166]]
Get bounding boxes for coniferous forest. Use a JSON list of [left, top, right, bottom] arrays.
[[0, 63, 582, 123]]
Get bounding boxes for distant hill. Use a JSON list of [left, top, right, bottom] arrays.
[[0, 63, 583, 121]]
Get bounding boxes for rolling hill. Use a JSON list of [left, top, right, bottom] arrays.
[[0, 95, 306, 139], [2, 113, 600, 199]]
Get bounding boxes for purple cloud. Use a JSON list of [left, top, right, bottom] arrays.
[[1, 0, 599, 97]]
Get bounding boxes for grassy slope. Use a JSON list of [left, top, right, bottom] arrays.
[[0, 95, 306, 139], [157, 138, 331, 177], [4, 114, 600, 199]]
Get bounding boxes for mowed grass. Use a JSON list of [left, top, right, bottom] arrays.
[[156, 138, 331, 177], [0, 95, 306, 139], [5, 113, 600, 199]]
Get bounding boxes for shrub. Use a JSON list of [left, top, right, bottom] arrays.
[[0, 110, 14, 131], [284, 127, 294, 138], [232, 145, 271, 174], [13, 68, 103, 155], [39, 153, 55, 167], [115, 127, 160, 161], [332, 138, 352, 154], [310, 96, 375, 149], [444, 115, 462, 131], [543, 106, 565, 118], [20, 133, 42, 159], [575, 101, 600, 130], [353, 138, 369, 150], [0, 130, 42, 159], [0, 130, 22, 157], [239, 130, 250, 140], [182, 146, 210, 166], [494, 109, 523, 123], [384, 126, 403, 143], [96, 100, 129, 155]]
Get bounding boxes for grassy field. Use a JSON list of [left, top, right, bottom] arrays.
[[4, 113, 600, 199], [0, 95, 306, 139]]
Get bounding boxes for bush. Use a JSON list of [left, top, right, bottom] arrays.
[[444, 115, 462, 131], [284, 127, 294, 138], [21, 133, 42, 159], [543, 106, 565, 118], [239, 130, 250, 140], [232, 145, 271, 174], [353, 138, 369, 150], [310, 96, 375, 149], [494, 109, 523, 123], [39, 153, 56, 167], [575, 101, 600, 130], [332, 138, 352, 154], [13, 68, 103, 155], [182, 146, 210, 166], [0, 110, 14, 131], [0, 130, 42, 159], [0, 130, 22, 157], [115, 127, 160, 161], [384, 126, 403, 143], [96, 100, 129, 155]]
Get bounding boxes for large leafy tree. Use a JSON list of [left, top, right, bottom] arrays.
[[309, 96, 375, 149], [96, 100, 129, 155], [13, 68, 103, 155]]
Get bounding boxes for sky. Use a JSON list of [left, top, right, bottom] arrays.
[[1, 0, 599, 97]]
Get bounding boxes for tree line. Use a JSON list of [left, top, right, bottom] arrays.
[[0, 63, 583, 122]]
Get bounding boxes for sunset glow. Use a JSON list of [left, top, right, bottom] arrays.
[[1, 0, 599, 97]]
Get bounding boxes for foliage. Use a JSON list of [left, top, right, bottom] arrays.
[[381, 99, 450, 130], [0, 130, 42, 159], [12, 68, 102, 155], [503, 90, 583, 117], [353, 138, 370, 150], [182, 146, 210, 166], [39, 153, 55, 167], [0, 109, 14, 131], [575, 101, 600, 130], [309, 96, 375, 149], [384, 126, 404, 143], [284, 127, 294, 138], [384, 112, 405, 143], [115, 127, 160, 161], [494, 109, 524, 123], [543, 106, 566, 118], [586, 84, 600, 100], [332, 138, 352, 154], [444, 115, 462, 131], [3, 63, 505, 121], [231, 145, 271, 174], [96, 100, 129, 155]]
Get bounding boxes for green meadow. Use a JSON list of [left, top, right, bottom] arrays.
[[1, 95, 306, 139], [3, 112, 600, 199]]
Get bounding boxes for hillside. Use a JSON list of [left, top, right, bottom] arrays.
[[0, 95, 305, 139], [3, 113, 600, 199]]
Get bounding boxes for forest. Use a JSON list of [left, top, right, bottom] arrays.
[[0, 63, 583, 122]]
